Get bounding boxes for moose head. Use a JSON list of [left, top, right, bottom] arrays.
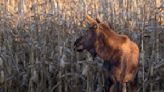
[[74, 15, 101, 58]]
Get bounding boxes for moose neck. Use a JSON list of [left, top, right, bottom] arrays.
[[95, 23, 123, 61]]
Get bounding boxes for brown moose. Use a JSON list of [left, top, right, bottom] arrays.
[[74, 15, 139, 92]]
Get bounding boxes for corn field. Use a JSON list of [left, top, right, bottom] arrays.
[[0, 0, 163, 92]]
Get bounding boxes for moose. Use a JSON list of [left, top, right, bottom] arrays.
[[74, 15, 139, 92]]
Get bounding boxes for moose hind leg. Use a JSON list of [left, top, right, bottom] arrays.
[[122, 83, 126, 92]]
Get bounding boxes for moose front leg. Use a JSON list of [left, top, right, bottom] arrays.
[[104, 76, 113, 92], [102, 61, 114, 92]]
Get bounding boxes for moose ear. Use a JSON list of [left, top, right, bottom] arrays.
[[85, 15, 97, 26], [96, 17, 101, 23]]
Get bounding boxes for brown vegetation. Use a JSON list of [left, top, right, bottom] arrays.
[[0, 0, 163, 92]]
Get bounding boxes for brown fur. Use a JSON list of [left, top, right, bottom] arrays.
[[95, 22, 139, 83], [74, 15, 139, 92]]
